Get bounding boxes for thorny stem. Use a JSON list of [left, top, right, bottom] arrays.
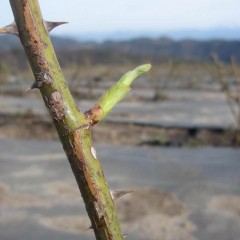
[[1, 0, 150, 239]]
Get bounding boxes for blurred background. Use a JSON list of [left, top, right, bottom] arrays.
[[0, 0, 240, 239]]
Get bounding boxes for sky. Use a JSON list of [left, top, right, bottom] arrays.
[[1, 0, 240, 36]]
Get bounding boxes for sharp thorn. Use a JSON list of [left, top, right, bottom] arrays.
[[0, 21, 19, 36], [43, 20, 68, 33], [22, 82, 38, 95], [110, 189, 136, 201], [85, 225, 93, 231], [30, 81, 39, 90]]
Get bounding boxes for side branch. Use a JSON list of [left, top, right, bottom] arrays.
[[85, 64, 151, 125]]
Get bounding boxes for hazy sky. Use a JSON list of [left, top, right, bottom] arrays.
[[1, 0, 240, 35]]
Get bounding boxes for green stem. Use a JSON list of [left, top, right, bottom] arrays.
[[8, 0, 123, 239]]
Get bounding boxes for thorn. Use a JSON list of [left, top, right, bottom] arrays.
[[43, 20, 68, 33], [110, 189, 136, 201], [22, 82, 38, 95], [85, 225, 93, 231], [0, 21, 18, 36], [31, 81, 39, 89]]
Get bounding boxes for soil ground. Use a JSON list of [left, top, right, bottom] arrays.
[[0, 138, 240, 240]]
